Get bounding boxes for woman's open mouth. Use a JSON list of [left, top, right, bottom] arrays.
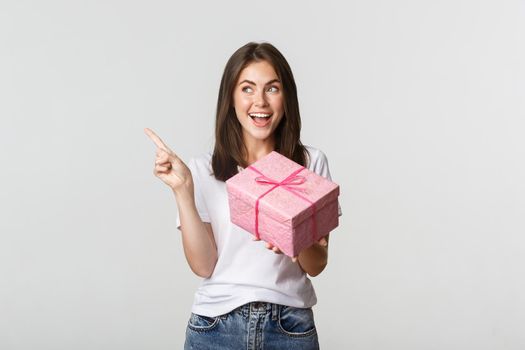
[[249, 113, 272, 127]]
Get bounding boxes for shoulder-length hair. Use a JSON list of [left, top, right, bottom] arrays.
[[211, 42, 309, 181]]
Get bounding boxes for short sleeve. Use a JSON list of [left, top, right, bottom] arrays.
[[175, 157, 211, 230], [313, 150, 342, 217]]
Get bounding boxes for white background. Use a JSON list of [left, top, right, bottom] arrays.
[[1, 1, 524, 349]]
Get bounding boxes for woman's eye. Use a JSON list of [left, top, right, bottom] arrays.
[[242, 86, 253, 93], [267, 86, 279, 93]]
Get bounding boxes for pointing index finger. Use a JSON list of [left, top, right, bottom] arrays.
[[144, 128, 172, 152]]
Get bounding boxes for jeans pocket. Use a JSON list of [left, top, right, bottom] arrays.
[[277, 306, 317, 337], [187, 312, 220, 332]]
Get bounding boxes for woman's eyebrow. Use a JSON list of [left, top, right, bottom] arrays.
[[238, 79, 281, 86]]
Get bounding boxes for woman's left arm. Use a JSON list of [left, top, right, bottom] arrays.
[[296, 234, 329, 277]]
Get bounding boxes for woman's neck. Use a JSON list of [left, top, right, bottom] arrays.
[[243, 136, 275, 165]]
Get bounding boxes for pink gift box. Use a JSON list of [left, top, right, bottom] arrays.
[[226, 151, 340, 257]]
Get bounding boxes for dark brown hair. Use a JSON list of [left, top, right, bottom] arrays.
[[212, 42, 308, 181]]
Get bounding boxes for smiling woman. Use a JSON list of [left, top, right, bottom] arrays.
[[145, 42, 341, 350]]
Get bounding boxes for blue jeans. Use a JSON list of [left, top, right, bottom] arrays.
[[184, 301, 320, 349]]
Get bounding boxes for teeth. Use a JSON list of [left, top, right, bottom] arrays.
[[249, 113, 271, 118]]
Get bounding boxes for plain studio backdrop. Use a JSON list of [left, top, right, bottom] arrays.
[[1, 1, 524, 349]]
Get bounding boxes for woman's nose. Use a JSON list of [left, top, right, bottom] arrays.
[[253, 91, 268, 107]]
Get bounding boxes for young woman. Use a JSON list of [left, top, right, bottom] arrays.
[[145, 42, 341, 349]]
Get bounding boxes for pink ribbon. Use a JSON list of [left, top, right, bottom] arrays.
[[247, 165, 318, 243]]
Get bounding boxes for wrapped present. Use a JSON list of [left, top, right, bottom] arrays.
[[226, 151, 340, 257]]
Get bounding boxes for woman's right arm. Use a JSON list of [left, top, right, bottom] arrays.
[[173, 188, 217, 278], [145, 128, 218, 278]]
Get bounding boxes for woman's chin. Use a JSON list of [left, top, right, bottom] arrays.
[[244, 129, 275, 143]]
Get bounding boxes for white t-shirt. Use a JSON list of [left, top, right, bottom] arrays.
[[176, 145, 341, 317]]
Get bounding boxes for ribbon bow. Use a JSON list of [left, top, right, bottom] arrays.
[[254, 174, 306, 187]]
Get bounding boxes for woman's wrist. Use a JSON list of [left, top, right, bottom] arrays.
[[172, 184, 194, 202]]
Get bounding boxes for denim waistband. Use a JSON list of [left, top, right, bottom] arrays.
[[234, 301, 279, 320]]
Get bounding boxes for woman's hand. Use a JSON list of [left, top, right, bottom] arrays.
[[144, 128, 193, 194], [252, 235, 328, 263]]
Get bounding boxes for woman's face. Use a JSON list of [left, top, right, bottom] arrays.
[[233, 60, 284, 145]]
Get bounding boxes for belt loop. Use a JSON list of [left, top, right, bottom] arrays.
[[242, 303, 249, 318], [272, 303, 278, 321]]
